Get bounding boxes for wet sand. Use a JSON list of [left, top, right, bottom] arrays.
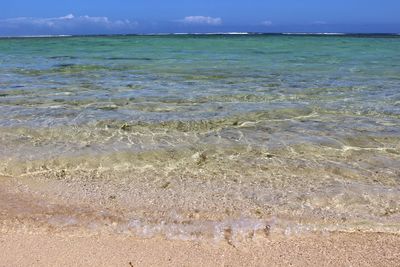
[[0, 230, 399, 266], [1, 171, 400, 266]]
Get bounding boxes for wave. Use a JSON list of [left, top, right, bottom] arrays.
[[282, 32, 346, 35], [170, 32, 249, 35]]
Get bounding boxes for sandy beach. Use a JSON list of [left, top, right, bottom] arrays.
[[1, 230, 399, 266], [1, 173, 399, 266]]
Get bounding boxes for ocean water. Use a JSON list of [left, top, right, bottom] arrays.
[[0, 35, 399, 240]]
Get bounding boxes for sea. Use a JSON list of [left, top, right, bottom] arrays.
[[0, 34, 399, 241]]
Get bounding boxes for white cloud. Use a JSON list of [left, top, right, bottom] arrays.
[[180, 16, 222, 25], [60, 14, 75, 20], [0, 14, 138, 34], [261, 20, 273, 26]]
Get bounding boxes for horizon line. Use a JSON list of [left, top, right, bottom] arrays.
[[0, 32, 399, 38]]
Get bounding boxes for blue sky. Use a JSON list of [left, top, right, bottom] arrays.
[[0, 0, 399, 35]]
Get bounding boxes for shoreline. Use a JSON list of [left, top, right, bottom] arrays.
[[1, 229, 399, 266]]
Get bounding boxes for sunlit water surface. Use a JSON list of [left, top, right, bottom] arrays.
[[0, 35, 399, 240]]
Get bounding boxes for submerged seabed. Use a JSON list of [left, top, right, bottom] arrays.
[[0, 35, 399, 241]]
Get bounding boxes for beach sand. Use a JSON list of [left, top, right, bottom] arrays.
[[1, 175, 400, 266], [0, 230, 399, 266]]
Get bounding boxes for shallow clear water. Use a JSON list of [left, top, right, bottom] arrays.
[[0, 35, 399, 239]]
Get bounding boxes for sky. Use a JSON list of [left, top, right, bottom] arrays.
[[0, 0, 399, 35]]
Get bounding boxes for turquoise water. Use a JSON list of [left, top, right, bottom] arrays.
[[0, 35, 399, 238]]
